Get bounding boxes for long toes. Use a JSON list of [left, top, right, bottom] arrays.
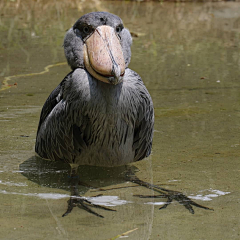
[[83, 199, 116, 212], [176, 194, 213, 212], [62, 197, 114, 218], [62, 210, 71, 217], [78, 201, 104, 218], [62, 200, 75, 217], [158, 197, 173, 210], [183, 203, 194, 214], [62, 206, 74, 217], [189, 200, 214, 211], [159, 203, 170, 210]]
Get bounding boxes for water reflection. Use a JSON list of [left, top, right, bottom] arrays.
[[1, 1, 240, 239], [20, 156, 137, 215], [20, 156, 138, 191], [18, 155, 213, 220], [17, 156, 155, 239]]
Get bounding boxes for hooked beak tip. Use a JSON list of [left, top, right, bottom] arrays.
[[108, 64, 124, 85], [108, 75, 124, 85]]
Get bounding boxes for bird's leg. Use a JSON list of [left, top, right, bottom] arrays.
[[125, 170, 213, 214], [62, 166, 116, 218]]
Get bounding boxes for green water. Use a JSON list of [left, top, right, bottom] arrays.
[[0, 1, 240, 239]]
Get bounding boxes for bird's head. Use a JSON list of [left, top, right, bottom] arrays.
[[64, 12, 132, 85]]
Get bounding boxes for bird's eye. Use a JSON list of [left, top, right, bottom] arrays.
[[83, 26, 90, 34], [116, 26, 122, 33]]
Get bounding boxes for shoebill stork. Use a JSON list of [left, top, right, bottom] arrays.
[[35, 12, 211, 217]]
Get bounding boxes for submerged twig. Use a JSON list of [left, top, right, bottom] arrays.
[[108, 227, 138, 240]]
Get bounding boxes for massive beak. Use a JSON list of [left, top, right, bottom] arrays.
[[83, 25, 125, 85]]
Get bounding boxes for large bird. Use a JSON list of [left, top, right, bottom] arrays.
[[35, 12, 211, 217]]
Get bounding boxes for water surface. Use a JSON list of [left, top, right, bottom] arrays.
[[0, 1, 240, 239]]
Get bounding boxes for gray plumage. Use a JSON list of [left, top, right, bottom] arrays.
[[35, 12, 154, 167]]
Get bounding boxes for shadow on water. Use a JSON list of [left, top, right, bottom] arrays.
[[17, 156, 157, 239], [1, 0, 240, 239], [20, 156, 155, 219], [20, 155, 138, 193], [20, 156, 212, 218]]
